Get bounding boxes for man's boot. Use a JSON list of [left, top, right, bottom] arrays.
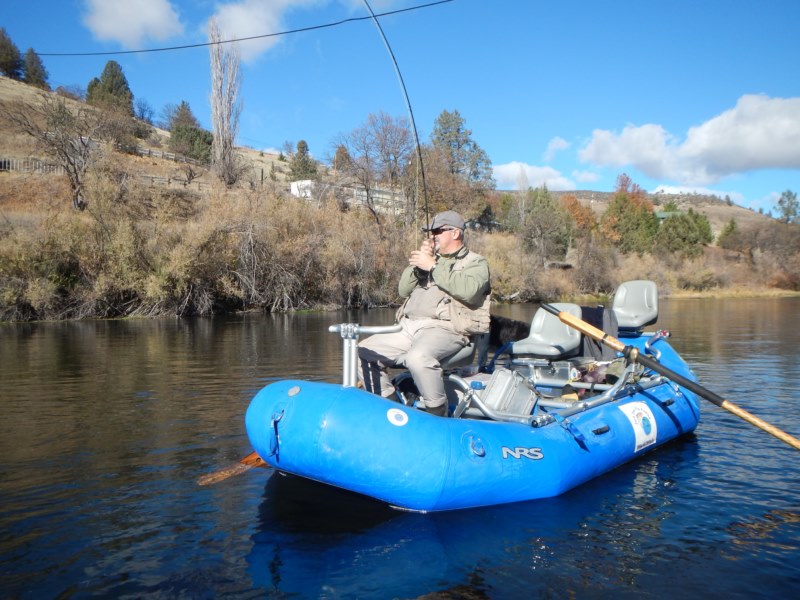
[[420, 402, 448, 417]]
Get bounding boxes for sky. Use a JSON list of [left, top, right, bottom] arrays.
[[4, 0, 800, 214]]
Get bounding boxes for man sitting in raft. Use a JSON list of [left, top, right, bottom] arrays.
[[358, 210, 491, 416]]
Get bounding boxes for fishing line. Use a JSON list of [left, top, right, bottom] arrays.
[[362, 0, 431, 231]]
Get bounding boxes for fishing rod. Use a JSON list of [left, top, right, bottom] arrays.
[[362, 0, 431, 231]]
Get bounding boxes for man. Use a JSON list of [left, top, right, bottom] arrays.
[[358, 210, 491, 416]]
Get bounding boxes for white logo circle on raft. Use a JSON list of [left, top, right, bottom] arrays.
[[387, 408, 409, 427]]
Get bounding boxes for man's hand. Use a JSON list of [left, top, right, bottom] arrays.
[[408, 239, 436, 271]]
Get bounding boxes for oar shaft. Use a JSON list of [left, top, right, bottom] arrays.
[[635, 353, 800, 451], [542, 303, 625, 352], [542, 303, 800, 452]]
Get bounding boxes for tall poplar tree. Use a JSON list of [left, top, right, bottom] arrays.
[[208, 18, 242, 185]]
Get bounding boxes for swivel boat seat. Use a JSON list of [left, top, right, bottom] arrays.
[[612, 280, 658, 336], [509, 303, 583, 360]]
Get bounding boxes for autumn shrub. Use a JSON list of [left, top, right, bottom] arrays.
[[0, 209, 87, 319], [477, 231, 537, 301], [533, 267, 579, 301], [614, 253, 673, 295], [676, 264, 722, 291], [315, 201, 400, 307], [570, 234, 617, 295]]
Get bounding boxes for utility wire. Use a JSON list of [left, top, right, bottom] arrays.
[[38, 0, 455, 57]]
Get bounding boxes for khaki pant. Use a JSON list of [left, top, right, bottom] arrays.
[[357, 318, 468, 409]]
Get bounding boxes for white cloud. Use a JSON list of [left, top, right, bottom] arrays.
[[579, 95, 800, 186], [493, 162, 575, 191], [211, 0, 325, 62], [572, 170, 600, 183], [210, 0, 409, 62], [544, 136, 569, 162], [83, 0, 183, 48]]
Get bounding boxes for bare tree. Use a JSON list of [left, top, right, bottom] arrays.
[[1, 95, 105, 209], [333, 112, 413, 226], [208, 18, 242, 186]]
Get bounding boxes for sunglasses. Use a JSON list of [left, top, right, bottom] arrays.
[[430, 227, 454, 235]]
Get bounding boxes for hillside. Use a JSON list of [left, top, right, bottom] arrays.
[[548, 190, 773, 239], [0, 75, 779, 239], [0, 75, 288, 193], [0, 74, 778, 238]]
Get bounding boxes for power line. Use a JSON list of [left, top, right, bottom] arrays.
[[38, 0, 455, 57]]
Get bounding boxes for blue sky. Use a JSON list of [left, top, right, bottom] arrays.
[[4, 0, 799, 214]]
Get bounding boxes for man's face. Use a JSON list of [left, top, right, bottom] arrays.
[[431, 227, 460, 253]]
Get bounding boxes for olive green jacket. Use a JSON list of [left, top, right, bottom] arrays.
[[397, 245, 491, 335]]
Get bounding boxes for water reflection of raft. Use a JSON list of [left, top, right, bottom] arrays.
[[245, 281, 701, 512]]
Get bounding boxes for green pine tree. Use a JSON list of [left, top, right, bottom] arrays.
[[599, 176, 658, 254], [23, 48, 49, 90], [86, 60, 134, 115], [431, 109, 494, 188], [0, 27, 23, 79], [289, 140, 318, 180]]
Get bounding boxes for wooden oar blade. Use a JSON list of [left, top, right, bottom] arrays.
[[196, 450, 268, 486]]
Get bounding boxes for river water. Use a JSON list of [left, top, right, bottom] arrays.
[[1, 298, 799, 599]]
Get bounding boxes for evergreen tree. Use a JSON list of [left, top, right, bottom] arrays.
[[431, 109, 494, 188], [520, 186, 573, 266], [776, 189, 799, 224], [170, 100, 201, 130], [332, 144, 351, 175], [0, 27, 23, 79], [22, 48, 49, 90], [289, 140, 318, 180], [654, 209, 712, 258], [599, 174, 658, 254], [687, 208, 713, 244], [717, 218, 739, 249], [168, 125, 212, 163], [86, 60, 134, 115]]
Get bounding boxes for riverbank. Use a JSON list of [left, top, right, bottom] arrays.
[[2, 170, 798, 322]]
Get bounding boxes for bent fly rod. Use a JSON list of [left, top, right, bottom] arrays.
[[362, 0, 434, 230]]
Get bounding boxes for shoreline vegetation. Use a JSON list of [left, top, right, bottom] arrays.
[[1, 76, 798, 323], [2, 164, 798, 324]]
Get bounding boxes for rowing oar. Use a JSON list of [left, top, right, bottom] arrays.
[[196, 450, 267, 486], [541, 304, 800, 451]]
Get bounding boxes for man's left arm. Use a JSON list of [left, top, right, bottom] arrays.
[[431, 256, 489, 307]]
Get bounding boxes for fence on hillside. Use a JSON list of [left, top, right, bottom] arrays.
[[132, 147, 207, 167], [0, 156, 211, 192], [0, 157, 65, 175]]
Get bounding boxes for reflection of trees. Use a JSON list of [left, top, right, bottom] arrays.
[[726, 509, 800, 551], [0, 310, 392, 474], [662, 297, 800, 364], [563, 458, 675, 591]]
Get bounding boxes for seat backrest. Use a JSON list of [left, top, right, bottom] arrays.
[[510, 303, 582, 359], [612, 280, 658, 331]]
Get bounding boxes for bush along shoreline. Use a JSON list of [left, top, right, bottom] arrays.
[[2, 167, 799, 322]]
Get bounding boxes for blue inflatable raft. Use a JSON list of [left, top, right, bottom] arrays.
[[245, 281, 701, 512]]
